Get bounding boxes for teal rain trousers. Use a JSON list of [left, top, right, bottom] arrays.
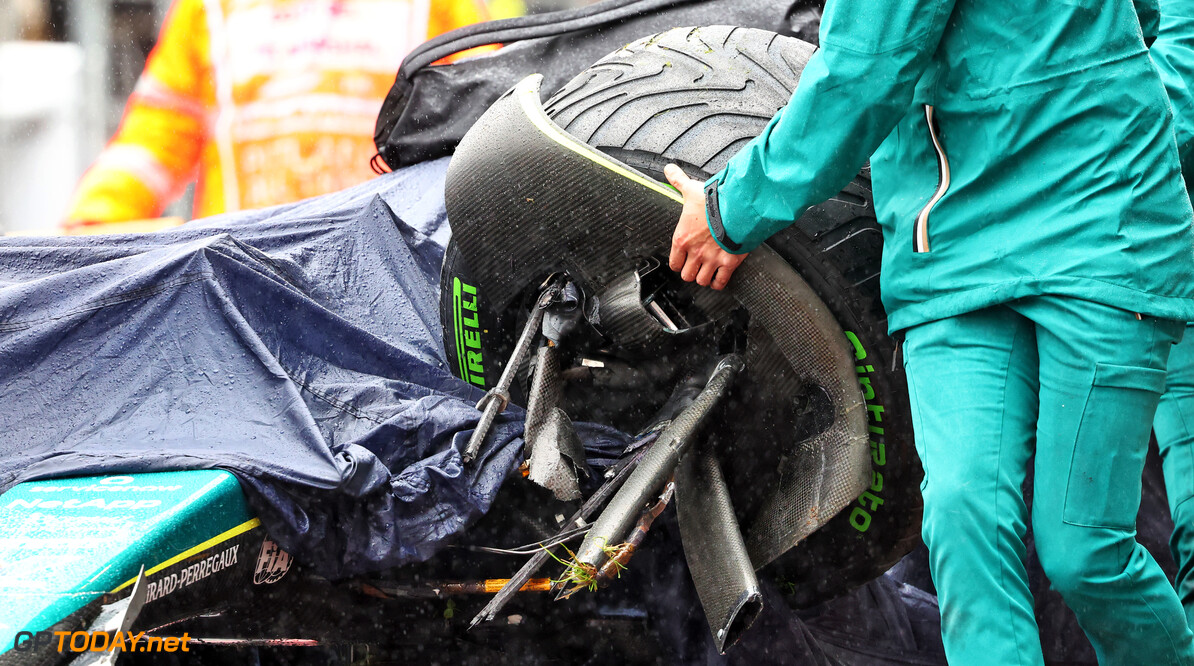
[[905, 296, 1194, 665], [1155, 328, 1194, 627], [1148, 0, 1194, 631]]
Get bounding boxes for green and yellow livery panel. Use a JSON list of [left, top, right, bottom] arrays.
[[0, 470, 268, 656]]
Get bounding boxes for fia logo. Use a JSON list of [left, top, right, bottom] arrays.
[[253, 539, 293, 585]]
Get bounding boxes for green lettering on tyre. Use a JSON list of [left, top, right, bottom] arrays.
[[452, 278, 486, 388], [845, 331, 867, 360], [846, 331, 889, 533]]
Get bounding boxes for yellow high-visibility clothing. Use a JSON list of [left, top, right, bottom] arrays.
[[67, 0, 488, 223]]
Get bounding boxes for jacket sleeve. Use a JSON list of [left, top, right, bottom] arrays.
[[708, 0, 957, 253], [1138, 0, 1162, 44], [1151, 0, 1194, 171], [65, 0, 212, 223]]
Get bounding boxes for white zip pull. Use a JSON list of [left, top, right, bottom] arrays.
[[914, 105, 951, 253]]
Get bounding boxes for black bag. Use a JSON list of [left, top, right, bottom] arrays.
[[373, 0, 823, 170]]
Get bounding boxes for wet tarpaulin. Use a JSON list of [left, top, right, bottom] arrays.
[[0, 158, 625, 578]]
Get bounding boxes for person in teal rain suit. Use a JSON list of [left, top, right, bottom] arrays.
[[1150, 0, 1194, 629], [1156, 332, 1194, 630], [663, 0, 1194, 662]]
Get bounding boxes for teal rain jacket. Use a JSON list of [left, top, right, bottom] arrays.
[[708, 0, 1194, 332], [1153, 0, 1194, 171]]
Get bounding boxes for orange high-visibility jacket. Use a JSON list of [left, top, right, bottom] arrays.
[[66, 0, 488, 222]]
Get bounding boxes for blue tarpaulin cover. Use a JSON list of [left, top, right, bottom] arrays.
[[0, 158, 624, 577]]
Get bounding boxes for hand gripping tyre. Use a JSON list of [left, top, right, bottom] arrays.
[[439, 26, 921, 608]]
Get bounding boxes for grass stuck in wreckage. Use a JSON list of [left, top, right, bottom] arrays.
[[544, 541, 629, 596]]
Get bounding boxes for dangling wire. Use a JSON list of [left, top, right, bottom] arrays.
[[458, 523, 593, 556]]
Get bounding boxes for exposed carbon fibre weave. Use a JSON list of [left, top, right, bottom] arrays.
[[445, 53, 868, 571], [676, 443, 763, 653]]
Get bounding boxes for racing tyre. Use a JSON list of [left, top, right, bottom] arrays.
[[439, 26, 921, 607]]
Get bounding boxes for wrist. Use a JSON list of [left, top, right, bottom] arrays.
[[704, 180, 745, 254]]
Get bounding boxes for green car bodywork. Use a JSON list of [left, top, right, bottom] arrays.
[[0, 470, 262, 655]]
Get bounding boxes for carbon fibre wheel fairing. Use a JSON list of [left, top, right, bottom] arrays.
[[444, 72, 870, 570], [676, 443, 763, 653]]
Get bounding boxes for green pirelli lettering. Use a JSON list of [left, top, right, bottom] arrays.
[[845, 331, 867, 360], [452, 278, 468, 382], [846, 330, 892, 534], [452, 278, 486, 388]]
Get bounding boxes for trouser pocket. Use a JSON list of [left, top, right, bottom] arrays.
[[1063, 362, 1167, 529]]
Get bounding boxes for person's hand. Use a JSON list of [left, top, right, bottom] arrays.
[[664, 164, 747, 291]]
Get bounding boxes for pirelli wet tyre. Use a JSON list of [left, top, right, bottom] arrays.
[[439, 26, 921, 606]]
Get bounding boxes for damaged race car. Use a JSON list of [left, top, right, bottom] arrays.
[[2, 2, 941, 664]]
